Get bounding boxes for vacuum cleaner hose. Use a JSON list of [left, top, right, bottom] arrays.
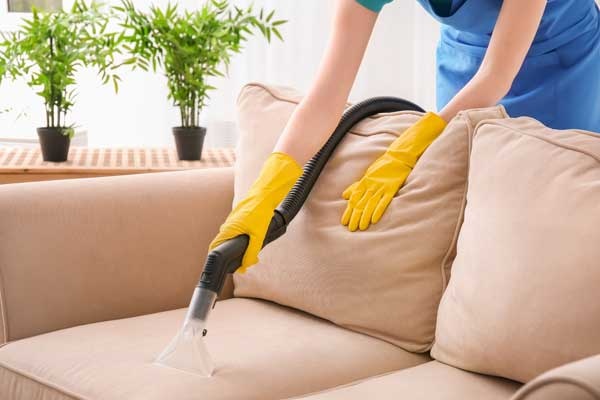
[[195, 97, 424, 301]]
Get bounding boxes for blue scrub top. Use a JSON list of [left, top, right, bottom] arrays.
[[356, 0, 600, 133]]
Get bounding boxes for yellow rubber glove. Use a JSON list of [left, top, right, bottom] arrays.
[[209, 152, 303, 273], [341, 112, 447, 232]]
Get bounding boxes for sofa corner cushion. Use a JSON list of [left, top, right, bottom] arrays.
[[432, 118, 600, 383], [233, 82, 509, 351], [0, 298, 429, 400]]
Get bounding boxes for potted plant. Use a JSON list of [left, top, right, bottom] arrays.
[[0, 1, 123, 162], [116, 0, 286, 161]]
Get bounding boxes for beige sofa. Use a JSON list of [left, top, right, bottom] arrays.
[[0, 167, 598, 400], [1, 83, 599, 400]]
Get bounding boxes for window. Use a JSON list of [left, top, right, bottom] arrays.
[[1, 0, 66, 31], [7, 0, 62, 12]]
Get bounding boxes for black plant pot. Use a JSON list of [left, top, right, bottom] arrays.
[[173, 126, 206, 161], [37, 127, 71, 162]]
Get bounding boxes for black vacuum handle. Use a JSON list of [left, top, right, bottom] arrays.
[[197, 211, 287, 293]]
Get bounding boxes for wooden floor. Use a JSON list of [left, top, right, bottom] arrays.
[[0, 147, 236, 184]]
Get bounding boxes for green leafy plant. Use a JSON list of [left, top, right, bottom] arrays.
[[0, 1, 124, 135], [116, 0, 286, 128]]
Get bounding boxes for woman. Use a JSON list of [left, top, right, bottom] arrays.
[[210, 0, 600, 272]]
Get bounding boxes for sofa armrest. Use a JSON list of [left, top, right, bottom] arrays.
[[511, 355, 600, 400], [0, 168, 233, 343]]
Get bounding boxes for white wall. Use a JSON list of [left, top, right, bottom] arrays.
[[0, 0, 440, 147]]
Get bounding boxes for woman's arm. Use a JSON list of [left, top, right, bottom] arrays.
[[210, 0, 378, 269], [274, 0, 378, 164], [439, 0, 547, 121]]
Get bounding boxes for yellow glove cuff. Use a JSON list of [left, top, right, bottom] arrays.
[[386, 112, 447, 161]]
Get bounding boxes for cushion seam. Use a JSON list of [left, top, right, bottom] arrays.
[[0, 360, 87, 400], [512, 376, 600, 400], [285, 367, 425, 399], [476, 120, 600, 164]]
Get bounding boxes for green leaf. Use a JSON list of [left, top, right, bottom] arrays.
[[272, 28, 283, 41], [112, 75, 120, 93], [266, 10, 275, 22]]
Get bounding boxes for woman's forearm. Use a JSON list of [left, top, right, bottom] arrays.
[[274, 0, 379, 164], [439, 0, 546, 122], [274, 96, 348, 165]]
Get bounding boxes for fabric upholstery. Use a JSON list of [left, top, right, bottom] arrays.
[[233, 82, 508, 351], [290, 361, 521, 400], [511, 355, 600, 400], [0, 168, 234, 343], [433, 117, 600, 382], [0, 298, 429, 400]]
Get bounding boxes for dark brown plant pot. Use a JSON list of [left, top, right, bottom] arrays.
[[173, 126, 206, 161], [37, 127, 71, 162]]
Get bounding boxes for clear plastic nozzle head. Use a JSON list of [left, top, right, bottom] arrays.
[[154, 288, 217, 377]]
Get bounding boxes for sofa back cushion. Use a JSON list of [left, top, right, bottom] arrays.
[[233, 83, 508, 351], [432, 117, 600, 382]]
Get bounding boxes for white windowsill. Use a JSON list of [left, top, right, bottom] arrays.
[[0, 12, 28, 32]]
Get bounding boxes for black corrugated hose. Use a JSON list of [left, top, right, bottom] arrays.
[[198, 97, 425, 296]]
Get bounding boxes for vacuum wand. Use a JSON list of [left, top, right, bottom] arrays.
[[156, 96, 425, 377], [154, 213, 287, 376]]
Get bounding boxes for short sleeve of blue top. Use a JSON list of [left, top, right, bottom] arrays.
[[355, 0, 600, 133]]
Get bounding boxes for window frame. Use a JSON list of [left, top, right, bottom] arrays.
[[0, 0, 70, 31]]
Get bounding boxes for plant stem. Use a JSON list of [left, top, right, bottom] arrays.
[[190, 93, 195, 127], [196, 99, 200, 128], [49, 34, 55, 128]]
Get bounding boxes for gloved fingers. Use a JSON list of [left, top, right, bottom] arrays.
[[341, 185, 365, 226], [360, 188, 384, 231], [208, 218, 245, 250], [341, 202, 353, 226], [209, 221, 259, 273], [348, 207, 363, 232], [208, 228, 233, 251], [347, 184, 365, 205], [237, 236, 261, 274], [342, 182, 359, 200], [372, 192, 394, 224], [348, 188, 375, 232]]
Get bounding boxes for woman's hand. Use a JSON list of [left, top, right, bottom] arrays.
[[209, 152, 302, 273], [341, 112, 447, 231]]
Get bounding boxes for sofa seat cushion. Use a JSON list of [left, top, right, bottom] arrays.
[[0, 298, 428, 400], [291, 361, 521, 400]]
